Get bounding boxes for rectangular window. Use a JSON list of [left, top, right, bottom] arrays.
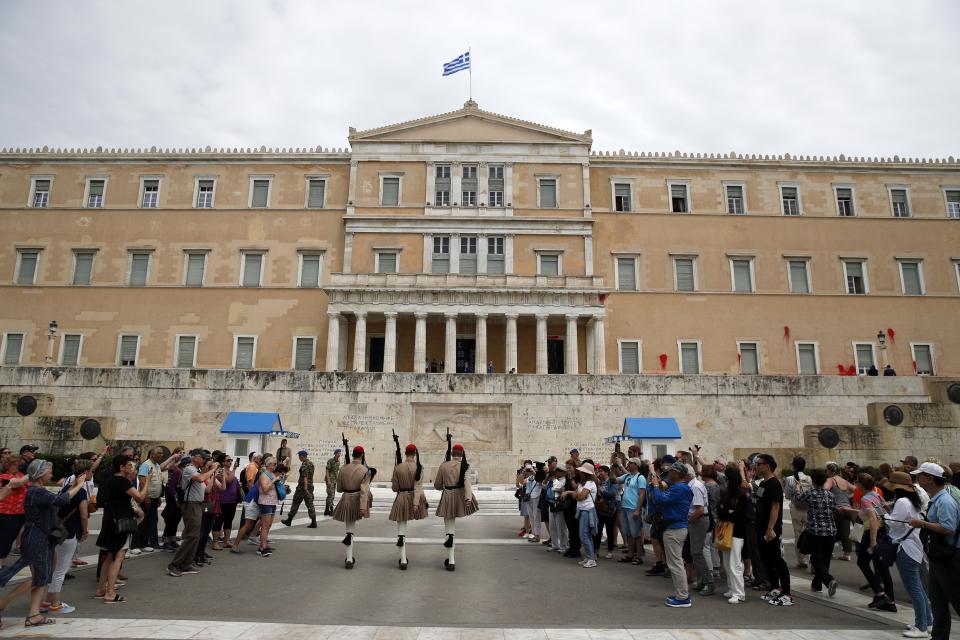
[[670, 183, 689, 213], [16, 250, 39, 285], [118, 335, 139, 367], [293, 337, 315, 370], [307, 179, 326, 208], [60, 334, 82, 366], [674, 257, 696, 292], [844, 260, 867, 294], [460, 165, 478, 206], [488, 166, 503, 180], [299, 253, 322, 287], [462, 165, 477, 180], [459, 237, 477, 274], [435, 190, 450, 206], [912, 343, 934, 375], [381, 177, 400, 206], [538, 254, 560, 276], [128, 252, 150, 286], [946, 190, 960, 218], [738, 342, 759, 374], [489, 191, 503, 207], [616, 257, 637, 291], [234, 337, 255, 369], [731, 259, 754, 293], [196, 179, 215, 208], [854, 343, 876, 375], [72, 251, 95, 286], [788, 260, 810, 293], [250, 179, 270, 208], [890, 188, 910, 217], [31, 179, 51, 208], [376, 251, 398, 274], [781, 185, 800, 216], [488, 166, 504, 207], [436, 165, 451, 179], [141, 179, 160, 208], [487, 237, 505, 275], [435, 166, 451, 207], [614, 183, 632, 212], [86, 179, 105, 208], [462, 191, 477, 207], [175, 335, 197, 368], [431, 236, 450, 274], [679, 342, 700, 374], [2, 333, 24, 365], [185, 252, 206, 286], [836, 187, 855, 217], [241, 252, 263, 287], [538, 178, 557, 208], [899, 261, 923, 295], [726, 185, 744, 214], [796, 343, 819, 374], [620, 341, 640, 374]]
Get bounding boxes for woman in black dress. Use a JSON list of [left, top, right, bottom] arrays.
[[94, 455, 151, 603]]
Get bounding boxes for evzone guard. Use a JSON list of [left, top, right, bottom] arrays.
[[332, 434, 375, 569], [434, 430, 478, 571], [389, 430, 428, 570]]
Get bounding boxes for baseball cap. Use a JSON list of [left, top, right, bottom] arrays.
[[661, 454, 676, 465], [297, 449, 308, 456], [19, 445, 38, 455], [189, 448, 211, 458], [627, 457, 642, 467], [910, 462, 944, 478], [569, 448, 579, 454], [670, 461, 689, 476]]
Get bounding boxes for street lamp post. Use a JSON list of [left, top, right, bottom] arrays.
[[45, 320, 58, 364], [877, 330, 887, 368]]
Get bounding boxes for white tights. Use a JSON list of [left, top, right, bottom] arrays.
[[444, 517, 456, 564], [345, 521, 355, 562], [398, 520, 407, 563]]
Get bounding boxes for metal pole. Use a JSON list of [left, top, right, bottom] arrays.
[[469, 46, 472, 100]]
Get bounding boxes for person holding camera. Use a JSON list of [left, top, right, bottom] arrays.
[[167, 449, 219, 577], [132, 447, 182, 555], [648, 461, 694, 607], [193, 452, 225, 566]]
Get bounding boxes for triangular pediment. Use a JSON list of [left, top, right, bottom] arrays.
[[349, 101, 592, 145]]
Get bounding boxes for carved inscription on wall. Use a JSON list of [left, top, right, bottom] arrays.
[[525, 416, 609, 463], [411, 403, 511, 452]]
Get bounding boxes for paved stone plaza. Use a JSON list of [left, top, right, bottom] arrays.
[[0, 487, 936, 640]]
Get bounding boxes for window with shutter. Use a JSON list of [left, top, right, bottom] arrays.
[[294, 337, 314, 370], [377, 252, 397, 274], [489, 166, 503, 180], [242, 253, 263, 287], [539, 254, 559, 276], [196, 180, 215, 208], [614, 183, 631, 212], [844, 260, 866, 294], [3, 333, 24, 365], [726, 185, 744, 214], [781, 186, 799, 215], [431, 236, 449, 274], [487, 237, 504, 274], [732, 260, 753, 292], [73, 252, 95, 285], [16, 251, 39, 285], [616, 257, 636, 290], [436, 165, 451, 179], [854, 343, 875, 375], [382, 177, 400, 206], [789, 260, 809, 293], [946, 190, 960, 218], [670, 184, 688, 212], [489, 191, 503, 207], [61, 334, 81, 366], [459, 237, 477, 274], [141, 179, 159, 208], [620, 342, 640, 374], [797, 344, 818, 374], [435, 191, 450, 206], [307, 179, 326, 208], [185, 253, 206, 286], [890, 189, 910, 217], [31, 180, 50, 208], [899, 262, 923, 295], [119, 335, 139, 366], [539, 179, 557, 208], [176, 336, 196, 368], [86, 180, 105, 208], [488, 167, 504, 207], [836, 187, 854, 216], [680, 342, 700, 374], [129, 253, 150, 286], [234, 337, 255, 369], [674, 258, 695, 292], [739, 343, 759, 374], [912, 344, 934, 375], [300, 254, 321, 287], [251, 179, 270, 208]]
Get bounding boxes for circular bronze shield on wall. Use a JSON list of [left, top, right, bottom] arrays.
[[817, 427, 840, 449], [883, 405, 904, 426], [15, 396, 37, 417], [79, 419, 102, 440], [948, 383, 960, 405]]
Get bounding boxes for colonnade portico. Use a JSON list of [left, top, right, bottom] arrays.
[[323, 307, 607, 375]]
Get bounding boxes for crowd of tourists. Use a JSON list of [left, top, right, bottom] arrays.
[[515, 446, 960, 639]]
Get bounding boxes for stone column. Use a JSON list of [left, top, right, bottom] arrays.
[[338, 316, 348, 370], [477, 234, 488, 275], [475, 313, 487, 373], [505, 314, 518, 373], [585, 318, 595, 375], [325, 310, 340, 371], [450, 233, 461, 274], [504, 163, 514, 214], [565, 314, 579, 374], [352, 311, 367, 372], [451, 162, 462, 206], [505, 235, 515, 274], [414, 312, 427, 373], [584, 236, 594, 277], [343, 232, 354, 274], [383, 312, 397, 373], [423, 235, 433, 273], [444, 313, 457, 373], [536, 314, 548, 374], [593, 315, 606, 374]]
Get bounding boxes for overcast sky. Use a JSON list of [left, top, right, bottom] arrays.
[[1, 1, 958, 157]]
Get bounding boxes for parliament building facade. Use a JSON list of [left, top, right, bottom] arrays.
[[2, 102, 959, 379]]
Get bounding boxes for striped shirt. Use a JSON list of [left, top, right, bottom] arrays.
[[794, 488, 837, 537]]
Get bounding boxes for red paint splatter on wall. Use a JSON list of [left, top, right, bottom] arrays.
[[837, 364, 846, 375], [783, 326, 790, 339], [659, 353, 668, 370], [887, 328, 895, 343], [912, 360, 917, 374], [846, 365, 857, 376]]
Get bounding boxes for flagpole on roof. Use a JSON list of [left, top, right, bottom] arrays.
[[468, 46, 472, 101]]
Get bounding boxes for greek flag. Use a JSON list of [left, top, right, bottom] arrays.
[[442, 51, 471, 76]]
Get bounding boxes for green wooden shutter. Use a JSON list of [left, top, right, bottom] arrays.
[[251, 180, 269, 207], [119, 335, 138, 366], [675, 259, 694, 291], [235, 338, 254, 369], [129, 253, 149, 286], [680, 343, 699, 374], [294, 338, 314, 370], [798, 344, 817, 374], [17, 252, 38, 285], [3, 334, 23, 365], [539, 255, 559, 276], [61, 335, 81, 366], [378, 252, 397, 273], [620, 342, 639, 374], [739, 343, 759, 374], [901, 262, 922, 295], [539, 180, 557, 208], [789, 261, 809, 293], [382, 178, 400, 205], [73, 253, 94, 285], [616, 257, 636, 290], [186, 254, 205, 286], [307, 180, 326, 208], [176, 336, 196, 368], [242, 254, 262, 287], [732, 260, 752, 292], [914, 345, 933, 375], [300, 254, 320, 287]]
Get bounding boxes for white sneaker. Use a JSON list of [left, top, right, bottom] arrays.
[[577, 559, 587, 565], [901, 627, 929, 639], [583, 559, 597, 568], [142, 546, 155, 553], [248, 537, 260, 546], [723, 590, 733, 598], [727, 596, 745, 604], [129, 548, 142, 556], [604, 552, 613, 559]]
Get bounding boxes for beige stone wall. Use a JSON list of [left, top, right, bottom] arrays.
[[2, 368, 956, 483]]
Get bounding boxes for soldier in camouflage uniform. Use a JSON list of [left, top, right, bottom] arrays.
[[323, 448, 342, 516], [282, 449, 317, 527]]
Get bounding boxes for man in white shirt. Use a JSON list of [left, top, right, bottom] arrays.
[[686, 464, 713, 596]]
